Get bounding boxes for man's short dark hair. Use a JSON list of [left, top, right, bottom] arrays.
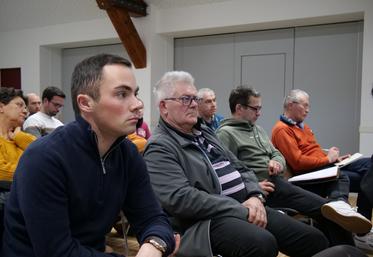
[[229, 86, 261, 114], [70, 53, 132, 115], [42, 86, 66, 102], [0, 87, 25, 105]]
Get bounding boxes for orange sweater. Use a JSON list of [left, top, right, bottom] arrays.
[[271, 120, 329, 174], [127, 133, 147, 153], [0, 131, 36, 181]]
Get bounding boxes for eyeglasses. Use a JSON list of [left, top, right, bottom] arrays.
[[242, 104, 262, 112], [50, 101, 64, 109], [293, 101, 309, 109], [164, 95, 202, 106]]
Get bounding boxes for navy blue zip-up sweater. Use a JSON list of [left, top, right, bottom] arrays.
[[2, 116, 175, 257]]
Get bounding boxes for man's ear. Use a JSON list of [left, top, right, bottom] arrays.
[[159, 100, 168, 116], [235, 104, 241, 114], [77, 94, 94, 113], [0, 102, 4, 113]]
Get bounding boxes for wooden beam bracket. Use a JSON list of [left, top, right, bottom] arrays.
[[97, 0, 147, 17], [96, 0, 147, 68]]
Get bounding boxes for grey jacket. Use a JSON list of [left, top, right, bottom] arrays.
[[143, 118, 263, 257]]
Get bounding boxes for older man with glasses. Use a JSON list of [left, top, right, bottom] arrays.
[[272, 89, 373, 252], [23, 86, 65, 137], [143, 71, 342, 257]]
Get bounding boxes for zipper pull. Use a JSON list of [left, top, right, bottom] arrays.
[[101, 159, 106, 174]]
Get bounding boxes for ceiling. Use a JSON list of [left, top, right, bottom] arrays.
[[0, 0, 231, 33]]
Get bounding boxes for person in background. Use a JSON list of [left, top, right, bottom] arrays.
[[2, 54, 176, 257], [0, 87, 36, 248], [197, 88, 224, 130], [25, 93, 41, 116], [144, 71, 332, 257], [216, 85, 370, 245], [272, 89, 373, 252], [127, 100, 148, 153], [23, 86, 65, 137], [135, 99, 151, 140]]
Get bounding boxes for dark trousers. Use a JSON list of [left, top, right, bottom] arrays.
[[341, 157, 372, 220], [210, 207, 328, 257], [312, 245, 367, 257], [296, 172, 350, 202], [266, 176, 354, 246]]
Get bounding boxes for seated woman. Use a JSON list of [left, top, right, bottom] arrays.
[[0, 87, 36, 183], [0, 87, 36, 246]]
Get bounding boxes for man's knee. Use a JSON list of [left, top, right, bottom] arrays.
[[237, 229, 278, 257]]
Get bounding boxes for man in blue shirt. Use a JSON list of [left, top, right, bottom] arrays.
[[197, 88, 224, 130]]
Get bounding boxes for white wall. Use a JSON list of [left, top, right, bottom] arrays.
[[0, 0, 372, 154]]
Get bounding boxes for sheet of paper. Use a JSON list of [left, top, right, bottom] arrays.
[[288, 166, 339, 183]]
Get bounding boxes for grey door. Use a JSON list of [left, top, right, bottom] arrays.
[[234, 28, 294, 135], [293, 22, 363, 153], [174, 22, 363, 153]]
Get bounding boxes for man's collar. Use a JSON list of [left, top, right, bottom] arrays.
[[280, 114, 304, 129], [161, 117, 204, 138]]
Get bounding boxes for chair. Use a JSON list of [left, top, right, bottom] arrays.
[[0, 180, 12, 250]]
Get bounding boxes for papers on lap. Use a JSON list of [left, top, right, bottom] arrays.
[[335, 153, 363, 168], [288, 153, 363, 184], [288, 166, 339, 184]]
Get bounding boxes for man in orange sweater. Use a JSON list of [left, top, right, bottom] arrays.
[[272, 89, 372, 252]]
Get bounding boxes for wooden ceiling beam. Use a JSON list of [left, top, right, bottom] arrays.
[[97, 0, 147, 68]]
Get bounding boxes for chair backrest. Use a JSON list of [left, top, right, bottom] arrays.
[[0, 181, 11, 251]]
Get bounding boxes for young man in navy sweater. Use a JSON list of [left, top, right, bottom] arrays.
[[2, 54, 176, 257]]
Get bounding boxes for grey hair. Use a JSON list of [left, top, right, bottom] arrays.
[[153, 71, 195, 107], [283, 89, 309, 109], [197, 88, 215, 99]]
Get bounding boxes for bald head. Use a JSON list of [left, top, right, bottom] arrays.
[[26, 93, 41, 115]]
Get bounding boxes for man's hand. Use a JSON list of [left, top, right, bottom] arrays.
[[337, 154, 351, 163], [169, 233, 181, 257], [136, 243, 163, 257], [259, 180, 275, 196], [137, 234, 180, 257], [268, 160, 283, 175], [327, 147, 340, 163], [8, 127, 21, 140], [241, 197, 267, 228]]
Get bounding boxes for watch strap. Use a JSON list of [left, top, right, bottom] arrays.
[[144, 236, 167, 254]]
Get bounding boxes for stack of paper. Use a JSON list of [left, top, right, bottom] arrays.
[[288, 166, 339, 184]]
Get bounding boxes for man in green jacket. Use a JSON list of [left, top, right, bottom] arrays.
[[216, 86, 372, 246]]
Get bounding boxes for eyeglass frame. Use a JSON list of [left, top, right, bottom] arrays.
[[292, 101, 309, 110], [164, 95, 203, 106], [241, 104, 262, 112], [49, 101, 64, 109]]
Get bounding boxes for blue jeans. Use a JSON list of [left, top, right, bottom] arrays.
[[341, 157, 372, 220]]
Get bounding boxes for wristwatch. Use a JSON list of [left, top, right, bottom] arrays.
[[144, 236, 167, 254], [253, 193, 266, 203]]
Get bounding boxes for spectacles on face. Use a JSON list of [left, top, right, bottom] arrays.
[[242, 104, 262, 113], [293, 101, 309, 110], [164, 95, 202, 106], [50, 101, 64, 109]]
